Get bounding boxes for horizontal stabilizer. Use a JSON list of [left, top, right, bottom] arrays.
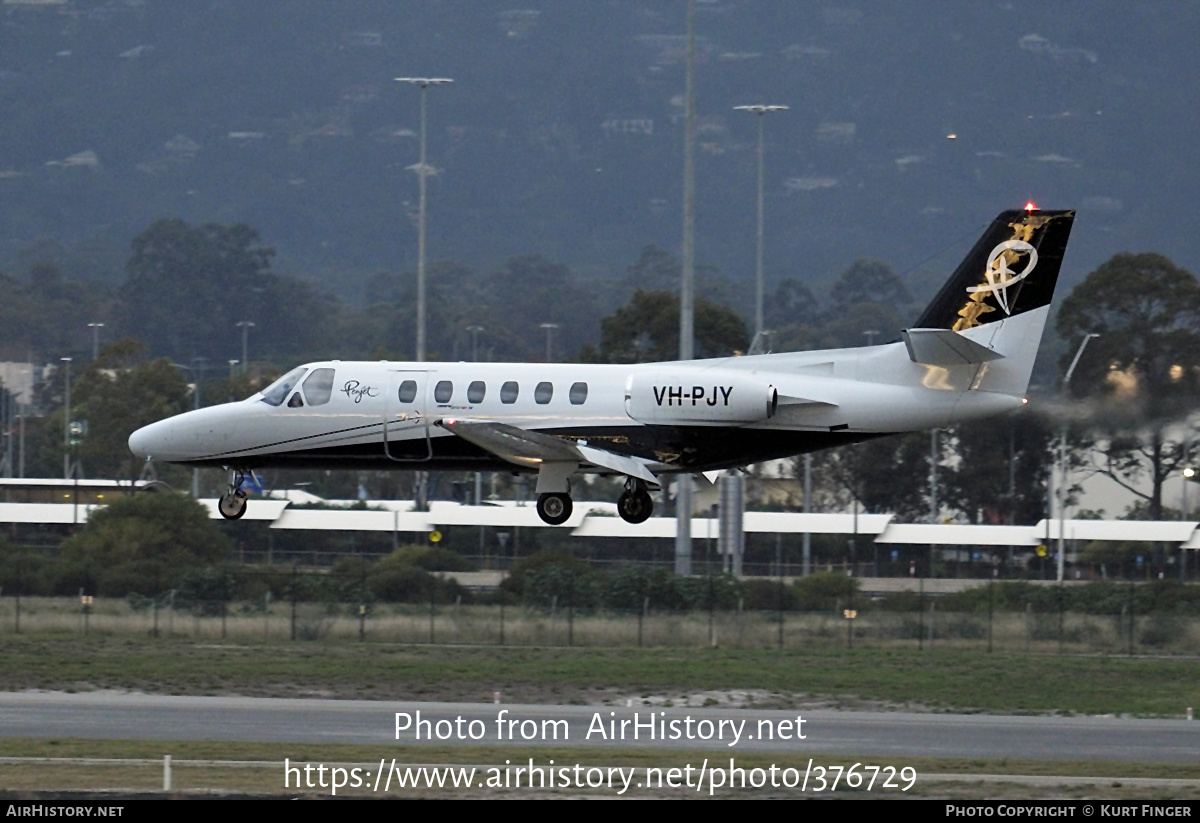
[[901, 328, 1006, 367]]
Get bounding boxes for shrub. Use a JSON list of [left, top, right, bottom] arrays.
[[792, 571, 859, 612]]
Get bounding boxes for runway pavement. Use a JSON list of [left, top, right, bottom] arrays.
[[1, 692, 1196, 763]]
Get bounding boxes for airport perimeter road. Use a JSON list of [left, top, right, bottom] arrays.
[[1, 693, 1197, 763]]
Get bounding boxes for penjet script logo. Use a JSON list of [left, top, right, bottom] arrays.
[[966, 240, 1038, 315]]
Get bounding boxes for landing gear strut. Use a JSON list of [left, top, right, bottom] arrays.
[[617, 479, 654, 524], [536, 492, 573, 525], [218, 470, 250, 520]]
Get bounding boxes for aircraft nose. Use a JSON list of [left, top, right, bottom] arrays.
[[128, 420, 167, 461]]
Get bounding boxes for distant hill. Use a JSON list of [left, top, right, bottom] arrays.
[[1, 0, 1196, 311]]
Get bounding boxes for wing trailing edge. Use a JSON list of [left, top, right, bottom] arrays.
[[435, 418, 659, 486]]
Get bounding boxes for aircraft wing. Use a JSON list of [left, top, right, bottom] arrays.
[[434, 419, 659, 486]]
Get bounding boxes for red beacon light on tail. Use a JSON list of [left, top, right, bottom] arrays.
[[1025, 201, 1038, 212]]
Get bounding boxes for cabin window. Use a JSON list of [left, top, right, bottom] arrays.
[[259, 367, 308, 406], [535, 381, 553, 404], [302, 368, 335, 406], [501, 381, 519, 404], [468, 380, 486, 403], [397, 380, 418, 403], [287, 392, 305, 408], [569, 381, 588, 405], [435, 380, 454, 403]]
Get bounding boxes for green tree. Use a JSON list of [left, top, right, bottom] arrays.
[[812, 435, 935, 522], [479, 255, 599, 361], [59, 492, 232, 595], [945, 408, 1058, 525], [582, 289, 749, 363], [68, 339, 190, 479], [0, 261, 112, 359], [119, 219, 329, 363], [821, 259, 913, 348], [765, 278, 826, 353], [621, 245, 733, 307], [1056, 253, 1200, 519]]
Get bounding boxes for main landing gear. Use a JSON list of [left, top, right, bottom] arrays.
[[536, 492, 573, 526], [617, 479, 654, 524], [535, 479, 657, 526], [218, 470, 250, 520]]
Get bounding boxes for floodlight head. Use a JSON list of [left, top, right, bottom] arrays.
[[734, 104, 788, 115], [396, 77, 454, 87]]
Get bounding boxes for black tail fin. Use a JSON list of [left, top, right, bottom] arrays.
[[912, 209, 1075, 331]]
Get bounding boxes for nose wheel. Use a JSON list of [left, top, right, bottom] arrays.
[[617, 481, 654, 524], [218, 489, 248, 520], [218, 469, 251, 520], [536, 492, 573, 525]]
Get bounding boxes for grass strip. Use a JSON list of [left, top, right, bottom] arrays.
[[2, 636, 1198, 716]]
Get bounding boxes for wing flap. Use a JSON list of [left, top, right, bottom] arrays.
[[436, 419, 659, 486], [576, 444, 658, 486], [435, 419, 578, 466]]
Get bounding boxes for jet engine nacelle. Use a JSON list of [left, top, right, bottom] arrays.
[[625, 371, 778, 425]]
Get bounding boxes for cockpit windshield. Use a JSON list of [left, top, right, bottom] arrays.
[[257, 367, 308, 406]]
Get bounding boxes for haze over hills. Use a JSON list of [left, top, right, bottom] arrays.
[[0, 0, 1196, 316]]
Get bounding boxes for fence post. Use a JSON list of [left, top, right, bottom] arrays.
[[1127, 578, 1135, 657], [927, 599, 935, 648], [987, 575, 993, 654], [359, 566, 368, 643], [777, 579, 785, 650], [290, 564, 298, 642], [707, 574, 715, 648], [917, 577, 924, 651], [1057, 583, 1064, 655], [429, 574, 436, 645]]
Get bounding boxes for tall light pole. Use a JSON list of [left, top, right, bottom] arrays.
[[60, 357, 71, 479], [466, 325, 484, 362], [676, 0, 697, 576], [1058, 332, 1099, 582], [397, 77, 453, 363], [236, 321, 255, 377], [734, 104, 787, 341], [539, 323, 558, 363], [87, 323, 104, 361]]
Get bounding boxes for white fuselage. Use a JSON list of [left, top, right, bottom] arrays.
[[127, 307, 1044, 475]]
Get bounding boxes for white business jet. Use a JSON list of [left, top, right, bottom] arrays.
[[129, 208, 1074, 525]]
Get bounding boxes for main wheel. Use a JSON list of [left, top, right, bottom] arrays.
[[617, 489, 654, 524], [536, 492, 573, 525], [218, 490, 248, 520]]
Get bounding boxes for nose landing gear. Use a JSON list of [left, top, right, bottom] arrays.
[[218, 489, 248, 520], [218, 469, 251, 520]]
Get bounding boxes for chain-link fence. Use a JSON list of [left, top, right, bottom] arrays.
[[2, 565, 1198, 655]]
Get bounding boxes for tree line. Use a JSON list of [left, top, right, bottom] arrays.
[[3, 218, 1200, 545]]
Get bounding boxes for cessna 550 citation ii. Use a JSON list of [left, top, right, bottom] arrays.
[[129, 208, 1074, 525]]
